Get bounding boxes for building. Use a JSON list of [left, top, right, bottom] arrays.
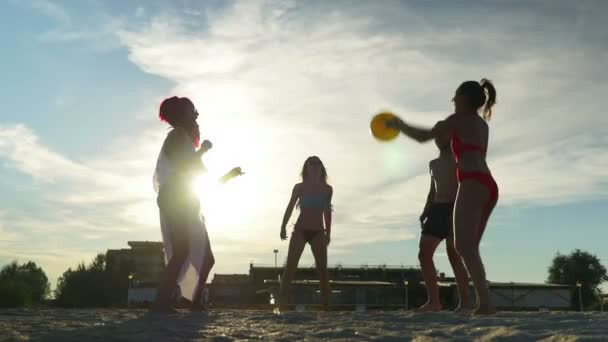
[[435, 274, 576, 311], [210, 274, 256, 307], [247, 263, 425, 309], [106, 241, 165, 306]]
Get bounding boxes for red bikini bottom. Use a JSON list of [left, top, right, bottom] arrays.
[[456, 170, 499, 207]]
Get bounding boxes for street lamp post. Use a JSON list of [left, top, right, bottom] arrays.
[[404, 280, 409, 310], [576, 281, 583, 311], [127, 273, 134, 308]]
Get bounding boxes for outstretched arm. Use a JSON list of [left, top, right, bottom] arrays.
[[280, 184, 300, 240], [324, 186, 333, 244], [388, 115, 454, 143], [218, 167, 244, 184]]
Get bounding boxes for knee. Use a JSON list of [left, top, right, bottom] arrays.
[[446, 245, 461, 261], [455, 242, 476, 260]]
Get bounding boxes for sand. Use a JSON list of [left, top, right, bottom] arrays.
[[1, 308, 606, 341]]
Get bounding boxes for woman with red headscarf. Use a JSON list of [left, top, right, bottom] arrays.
[[151, 96, 242, 312]]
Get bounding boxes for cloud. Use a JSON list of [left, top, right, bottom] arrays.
[[8, 0, 126, 49], [2, 0, 608, 286], [116, 0, 608, 203], [27, 0, 70, 24]]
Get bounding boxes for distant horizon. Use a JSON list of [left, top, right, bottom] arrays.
[[1, 1, 607, 294]]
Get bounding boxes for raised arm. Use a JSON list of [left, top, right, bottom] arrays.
[[324, 186, 333, 245], [164, 128, 206, 173], [280, 184, 301, 240]]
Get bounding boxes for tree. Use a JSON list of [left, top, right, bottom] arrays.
[[54, 253, 116, 307], [0, 261, 50, 307], [547, 249, 608, 309]]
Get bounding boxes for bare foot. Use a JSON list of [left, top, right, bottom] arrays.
[[189, 304, 209, 313], [453, 304, 475, 314], [414, 302, 442, 312], [473, 305, 496, 315], [149, 304, 179, 314]]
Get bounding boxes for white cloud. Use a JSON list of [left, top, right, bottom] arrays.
[[2, 0, 608, 285], [28, 0, 70, 24]]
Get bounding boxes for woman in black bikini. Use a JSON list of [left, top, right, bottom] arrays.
[[278, 156, 333, 311]]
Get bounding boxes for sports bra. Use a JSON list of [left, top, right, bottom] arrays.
[[299, 193, 328, 210]]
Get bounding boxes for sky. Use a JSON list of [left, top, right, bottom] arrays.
[[1, 0, 607, 291]]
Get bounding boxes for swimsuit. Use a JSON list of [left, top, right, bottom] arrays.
[[450, 133, 499, 215], [295, 192, 328, 244]]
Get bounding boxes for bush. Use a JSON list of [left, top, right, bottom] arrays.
[[547, 249, 608, 310], [0, 261, 50, 307], [54, 254, 123, 307]]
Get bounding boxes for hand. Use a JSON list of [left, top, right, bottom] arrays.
[[385, 117, 404, 130], [199, 140, 212, 153], [229, 167, 244, 177], [419, 213, 427, 229], [325, 233, 331, 246], [201, 139, 213, 151], [280, 227, 287, 241]]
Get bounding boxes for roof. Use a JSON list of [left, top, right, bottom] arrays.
[[434, 281, 575, 289], [250, 264, 419, 271], [263, 280, 395, 287], [127, 241, 164, 249], [212, 274, 252, 285]]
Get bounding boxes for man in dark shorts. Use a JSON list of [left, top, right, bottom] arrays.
[[416, 136, 472, 312]]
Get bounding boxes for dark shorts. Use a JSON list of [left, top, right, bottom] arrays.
[[422, 202, 454, 240]]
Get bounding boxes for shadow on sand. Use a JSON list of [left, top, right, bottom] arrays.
[[34, 311, 210, 342]]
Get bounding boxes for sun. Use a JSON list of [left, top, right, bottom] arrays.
[[190, 146, 257, 236]]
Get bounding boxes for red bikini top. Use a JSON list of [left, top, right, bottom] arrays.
[[450, 133, 486, 163]]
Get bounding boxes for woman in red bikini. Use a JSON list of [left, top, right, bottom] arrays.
[[388, 79, 498, 315], [277, 156, 333, 312]]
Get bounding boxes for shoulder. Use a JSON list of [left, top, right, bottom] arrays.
[[438, 113, 459, 127], [292, 182, 303, 193], [432, 113, 457, 136], [165, 127, 190, 145], [168, 127, 189, 138]]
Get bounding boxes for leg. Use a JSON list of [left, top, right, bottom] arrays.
[[446, 235, 472, 312], [151, 225, 189, 313], [454, 180, 495, 315], [475, 198, 497, 248], [191, 248, 215, 311], [278, 231, 307, 310], [416, 234, 443, 312], [309, 232, 330, 310]]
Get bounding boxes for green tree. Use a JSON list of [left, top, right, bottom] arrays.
[[547, 249, 608, 309], [0, 261, 50, 307], [54, 253, 114, 307]]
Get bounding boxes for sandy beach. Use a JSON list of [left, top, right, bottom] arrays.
[[1, 308, 606, 341]]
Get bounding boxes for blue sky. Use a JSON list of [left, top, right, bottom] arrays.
[[1, 0, 607, 291]]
